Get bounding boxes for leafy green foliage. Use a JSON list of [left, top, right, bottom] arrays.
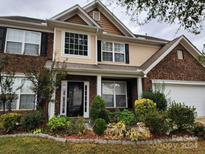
[[0, 113, 21, 132], [134, 98, 157, 122], [21, 111, 44, 131], [117, 0, 205, 34], [25, 59, 66, 113], [93, 118, 107, 136], [167, 102, 196, 131], [192, 122, 205, 137], [47, 116, 71, 132], [118, 109, 136, 126], [142, 91, 167, 111], [90, 96, 109, 124], [144, 111, 169, 135]]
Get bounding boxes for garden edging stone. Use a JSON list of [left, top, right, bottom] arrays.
[[0, 133, 199, 145]]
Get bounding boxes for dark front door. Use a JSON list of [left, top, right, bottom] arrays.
[[67, 82, 84, 117]]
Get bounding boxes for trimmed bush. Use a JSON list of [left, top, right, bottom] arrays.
[[70, 117, 86, 135], [167, 102, 196, 131], [145, 111, 169, 135], [0, 113, 21, 132], [108, 111, 120, 123], [93, 118, 107, 136], [90, 96, 109, 124], [21, 111, 43, 131], [134, 98, 157, 122], [192, 122, 205, 137], [118, 109, 136, 126], [48, 116, 71, 132], [142, 91, 167, 111]]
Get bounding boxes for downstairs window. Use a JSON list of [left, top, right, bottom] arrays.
[[102, 81, 127, 108], [0, 77, 35, 110]]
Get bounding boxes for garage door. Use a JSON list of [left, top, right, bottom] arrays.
[[152, 80, 205, 117]]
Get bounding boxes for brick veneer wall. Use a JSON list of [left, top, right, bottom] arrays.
[[0, 33, 53, 73], [0, 33, 53, 115], [55, 75, 97, 115], [143, 44, 205, 91]]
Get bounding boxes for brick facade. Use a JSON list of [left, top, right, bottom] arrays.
[[143, 44, 205, 91], [0, 33, 53, 73]]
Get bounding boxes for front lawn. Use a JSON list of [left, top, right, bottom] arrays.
[[0, 137, 204, 154]]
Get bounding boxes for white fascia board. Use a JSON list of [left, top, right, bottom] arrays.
[[152, 79, 205, 86], [50, 4, 101, 28], [50, 5, 80, 20], [144, 37, 182, 74]]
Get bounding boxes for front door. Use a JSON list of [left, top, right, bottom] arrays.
[[67, 82, 84, 117]]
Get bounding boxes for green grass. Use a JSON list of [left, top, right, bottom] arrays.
[[0, 137, 204, 154]]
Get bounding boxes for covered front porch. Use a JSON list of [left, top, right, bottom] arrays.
[[48, 63, 144, 119], [53, 75, 143, 118]]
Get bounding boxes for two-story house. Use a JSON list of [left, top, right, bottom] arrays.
[[1, 0, 205, 118]]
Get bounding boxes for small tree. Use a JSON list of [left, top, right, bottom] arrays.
[[25, 59, 66, 119], [0, 57, 23, 113]]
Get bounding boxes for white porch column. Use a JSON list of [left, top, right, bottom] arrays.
[[137, 77, 143, 99], [97, 75, 102, 96], [48, 74, 56, 119]]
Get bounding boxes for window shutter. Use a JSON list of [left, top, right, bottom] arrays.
[[40, 32, 48, 56], [125, 44, 129, 64], [0, 27, 7, 52], [97, 40, 101, 62]]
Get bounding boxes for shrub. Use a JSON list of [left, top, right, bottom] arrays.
[[90, 96, 109, 124], [118, 109, 136, 126], [21, 111, 43, 131], [47, 116, 71, 132], [0, 113, 21, 132], [93, 118, 107, 136], [144, 111, 169, 135], [126, 122, 151, 141], [134, 99, 157, 122], [192, 122, 205, 137], [167, 102, 196, 131], [142, 91, 167, 111], [105, 121, 126, 140], [70, 117, 86, 136]]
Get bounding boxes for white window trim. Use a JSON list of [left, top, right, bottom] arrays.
[[102, 80, 128, 108], [4, 28, 41, 56], [0, 76, 36, 111], [101, 41, 126, 63], [61, 30, 91, 59]]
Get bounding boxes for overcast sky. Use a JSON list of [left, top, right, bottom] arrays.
[[0, 0, 205, 51]]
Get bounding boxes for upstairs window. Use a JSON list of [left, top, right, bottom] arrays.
[[64, 32, 88, 56], [102, 41, 125, 63], [5, 28, 41, 56]]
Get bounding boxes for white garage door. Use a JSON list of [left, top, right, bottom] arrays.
[[152, 80, 205, 117]]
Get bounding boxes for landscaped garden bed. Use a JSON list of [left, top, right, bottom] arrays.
[[0, 92, 205, 144]]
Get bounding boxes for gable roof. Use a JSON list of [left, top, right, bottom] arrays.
[[141, 35, 204, 74], [50, 4, 101, 28], [83, 0, 135, 38]]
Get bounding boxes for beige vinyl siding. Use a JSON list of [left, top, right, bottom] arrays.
[[54, 28, 97, 64]]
